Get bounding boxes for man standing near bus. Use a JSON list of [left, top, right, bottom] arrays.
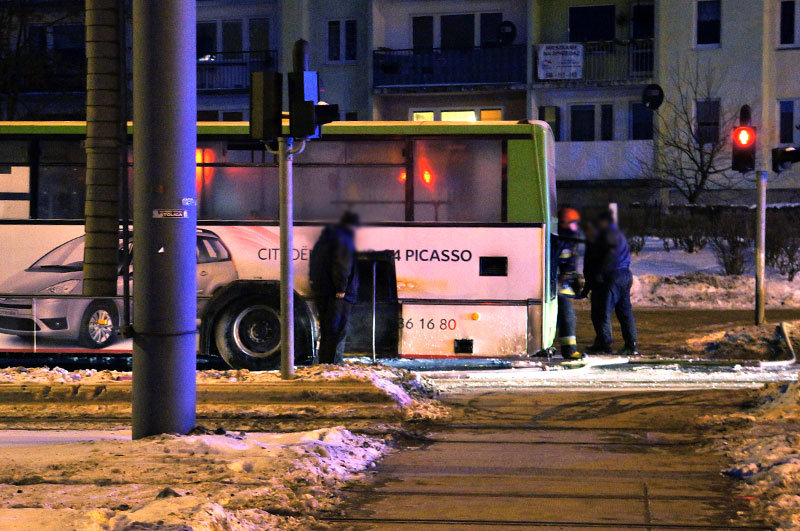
[[582, 210, 638, 357], [554, 208, 584, 359], [309, 212, 361, 365]]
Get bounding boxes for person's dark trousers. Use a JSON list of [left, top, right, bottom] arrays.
[[590, 269, 638, 351], [557, 294, 578, 356], [316, 296, 352, 365]]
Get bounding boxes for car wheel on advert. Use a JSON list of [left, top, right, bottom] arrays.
[[78, 300, 118, 349], [214, 294, 314, 370]]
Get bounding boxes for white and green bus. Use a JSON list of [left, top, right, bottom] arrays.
[[0, 120, 557, 369]]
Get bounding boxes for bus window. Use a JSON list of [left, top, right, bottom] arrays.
[[39, 166, 85, 219], [413, 139, 502, 222], [0, 141, 29, 165]]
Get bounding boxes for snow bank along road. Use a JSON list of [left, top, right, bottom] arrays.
[[330, 389, 772, 529]]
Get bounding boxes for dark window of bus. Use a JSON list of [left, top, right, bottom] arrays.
[[780, 100, 795, 144], [570, 105, 595, 142], [695, 99, 720, 145], [52, 25, 85, 64], [630, 102, 654, 140], [568, 5, 615, 42], [0, 141, 29, 165], [600, 104, 614, 141], [413, 139, 502, 222], [781, 1, 796, 45], [327, 21, 341, 61], [696, 0, 721, 46]]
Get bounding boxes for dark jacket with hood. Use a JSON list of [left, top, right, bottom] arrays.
[[584, 222, 631, 286], [309, 224, 359, 303]]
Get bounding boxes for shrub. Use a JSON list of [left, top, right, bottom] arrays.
[[766, 209, 800, 281], [659, 211, 710, 254], [618, 207, 658, 255], [708, 212, 752, 276]]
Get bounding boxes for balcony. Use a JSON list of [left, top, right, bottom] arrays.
[[197, 50, 278, 92], [533, 39, 654, 87], [373, 45, 527, 93]]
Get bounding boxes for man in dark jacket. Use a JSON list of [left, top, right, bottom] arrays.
[[582, 210, 638, 356], [309, 212, 360, 365], [553, 208, 584, 359]]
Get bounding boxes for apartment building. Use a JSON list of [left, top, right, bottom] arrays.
[[2, 1, 799, 205]]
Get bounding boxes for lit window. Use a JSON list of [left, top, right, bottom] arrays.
[[480, 109, 503, 121], [440, 110, 477, 122], [412, 111, 435, 121]]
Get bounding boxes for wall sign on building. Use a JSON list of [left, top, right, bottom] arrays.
[[537, 44, 583, 80]]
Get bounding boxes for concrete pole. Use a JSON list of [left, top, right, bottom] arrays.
[[84, 0, 122, 296], [131, 0, 197, 438], [755, 171, 767, 326], [279, 136, 295, 379]]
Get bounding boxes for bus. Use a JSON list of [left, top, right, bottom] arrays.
[[0, 120, 557, 369]]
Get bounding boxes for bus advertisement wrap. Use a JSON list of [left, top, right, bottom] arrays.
[[0, 223, 544, 358]]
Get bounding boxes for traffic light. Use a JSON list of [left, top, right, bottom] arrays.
[[772, 146, 800, 173], [731, 125, 756, 173], [250, 71, 283, 141], [288, 40, 339, 139]]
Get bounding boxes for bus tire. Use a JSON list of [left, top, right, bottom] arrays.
[[213, 294, 314, 370], [78, 300, 118, 349]]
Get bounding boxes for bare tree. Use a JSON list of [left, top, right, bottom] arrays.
[[0, 1, 81, 120], [637, 60, 746, 204]]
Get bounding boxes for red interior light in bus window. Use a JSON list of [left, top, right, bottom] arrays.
[[398, 171, 407, 183]]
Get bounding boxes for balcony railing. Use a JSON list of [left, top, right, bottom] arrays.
[[197, 50, 278, 91], [373, 45, 527, 90], [534, 39, 654, 85]]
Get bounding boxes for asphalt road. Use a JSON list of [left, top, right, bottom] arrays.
[[329, 389, 769, 530]]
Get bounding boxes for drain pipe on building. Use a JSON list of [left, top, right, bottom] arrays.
[[84, 0, 124, 297]]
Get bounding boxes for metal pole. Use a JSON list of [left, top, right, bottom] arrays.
[[755, 170, 767, 326], [131, 0, 197, 438], [279, 136, 295, 379], [371, 261, 377, 364]]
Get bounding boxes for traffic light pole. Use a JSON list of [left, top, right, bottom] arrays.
[[267, 137, 305, 379], [131, 0, 197, 438], [755, 171, 767, 325]]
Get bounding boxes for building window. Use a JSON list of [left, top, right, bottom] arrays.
[[630, 102, 654, 140], [197, 22, 216, 57], [780, 100, 796, 144], [441, 110, 477, 122], [412, 111, 435, 121], [781, 1, 798, 46], [569, 5, 615, 42], [221, 111, 243, 122], [695, 99, 720, 144], [600, 104, 614, 141], [249, 18, 270, 52], [538, 106, 561, 141], [480, 109, 503, 121], [696, 0, 721, 47], [412, 16, 434, 52], [344, 111, 358, 121], [570, 105, 595, 142], [197, 110, 220, 121], [480, 13, 503, 46], [222, 20, 243, 58], [328, 19, 357, 62], [632, 4, 655, 39]]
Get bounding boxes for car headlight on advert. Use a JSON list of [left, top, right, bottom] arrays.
[[40, 279, 80, 295]]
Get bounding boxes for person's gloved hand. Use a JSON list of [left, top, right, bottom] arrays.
[[574, 285, 590, 300]]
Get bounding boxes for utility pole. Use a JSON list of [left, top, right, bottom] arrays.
[[131, 0, 197, 438], [755, 171, 767, 325]]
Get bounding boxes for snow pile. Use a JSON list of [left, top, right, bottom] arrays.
[[683, 323, 793, 361], [700, 383, 800, 530], [632, 272, 800, 309], [0, 426, 387, 530]]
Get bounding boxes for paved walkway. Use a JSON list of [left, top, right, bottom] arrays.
[[330, 389, 769, 530]]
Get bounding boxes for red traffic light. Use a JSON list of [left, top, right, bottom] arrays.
[[733, 126, 756, 147]]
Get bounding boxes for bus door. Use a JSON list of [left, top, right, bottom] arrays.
[[346, 250, 400, 357]]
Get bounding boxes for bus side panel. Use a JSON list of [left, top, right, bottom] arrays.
[[400, 303, 528, 358]]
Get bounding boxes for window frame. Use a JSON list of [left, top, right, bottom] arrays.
[[407, 11, 506, 49], [196, 18, 270, 56], [778, 0, 800, 48], [694, 98, 721, 146], [408, 106, 504, 122], [629, 101, 654, 141], [779, 99, 797, 145], [694, 0, 722, 49], [567, 103, 616, 142], [568, 4, 616, 43], [326, 18, 358, 64]]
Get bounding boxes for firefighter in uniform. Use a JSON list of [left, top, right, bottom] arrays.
[[553, 208, 584, 359]]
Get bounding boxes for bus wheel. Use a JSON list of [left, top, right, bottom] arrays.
[[213, 295, 314, 370], [78, 301, 118, 349]]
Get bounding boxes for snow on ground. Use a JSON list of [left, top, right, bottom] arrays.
[[0, 364, 447, 422], [578, 238, 800, 309], [699, 383, 800, 530], [0, 426, 388, 530]]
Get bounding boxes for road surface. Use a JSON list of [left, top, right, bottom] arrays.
[[329, 389, 769, 529]]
